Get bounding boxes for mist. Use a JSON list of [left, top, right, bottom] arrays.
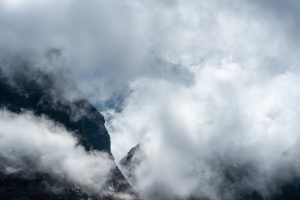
[[108, 65, 300, 199], [0, 110, 114, 193], [1, 0, 300, 199]]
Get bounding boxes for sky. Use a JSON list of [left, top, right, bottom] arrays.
[[1, 0, 300, 199]]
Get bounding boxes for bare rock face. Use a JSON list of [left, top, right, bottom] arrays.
[[120, 144, 143, 186], [0, 67, 137, 200]]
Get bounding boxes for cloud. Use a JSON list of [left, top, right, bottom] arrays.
[[108, 62, 300, 199], [1, 0, 300, 199], [0, 110, 114, 193], [0, 0, 295, 104], [101, 1, 300, 199], [0, 0, 193, 105]]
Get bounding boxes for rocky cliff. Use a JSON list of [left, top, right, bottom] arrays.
[[0, 67, 137, 200]]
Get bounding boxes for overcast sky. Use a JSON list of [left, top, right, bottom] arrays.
[[1, 0, 300, 199]]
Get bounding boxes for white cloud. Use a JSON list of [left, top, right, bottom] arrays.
[[2, 0, 300, 199], [0, 110, 114, 193], [108, 60, 300, 199]]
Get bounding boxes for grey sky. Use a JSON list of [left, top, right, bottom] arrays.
[[1, 0, 300, 199]]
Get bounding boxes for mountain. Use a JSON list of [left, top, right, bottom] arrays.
[[0, 67, 138, 200], [120, 144, 300, 200], [120, 144, 142, 186]]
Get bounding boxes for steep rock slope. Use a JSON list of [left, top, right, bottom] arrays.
[[120, 144, 142, 186], [0, 67, 136, 200]]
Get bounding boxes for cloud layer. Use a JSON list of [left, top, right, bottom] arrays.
[[109, 64, 300, 199], [0, 110, 114, 193], [1, 0, 300, 199]]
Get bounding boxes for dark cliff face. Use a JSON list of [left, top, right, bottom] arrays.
[[0, 67, 111, 152], [0, 67, 136, 200]]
